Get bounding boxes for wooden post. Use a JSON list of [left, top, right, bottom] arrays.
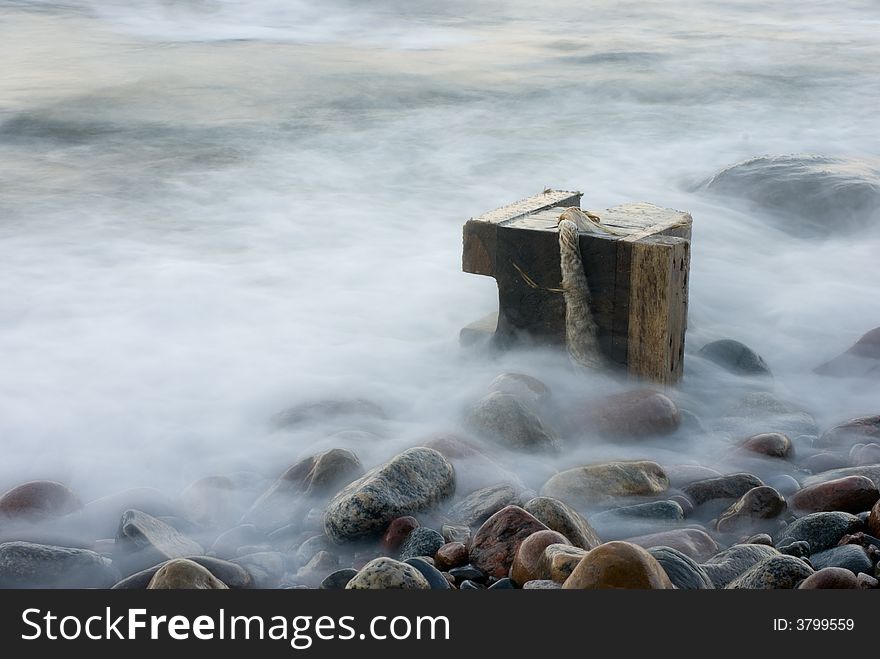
[[462, 191, 692, 385]]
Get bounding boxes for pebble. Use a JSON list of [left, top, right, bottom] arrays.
[[459, 580, 484, 589], [698, 339, 771, 376], [682, 473, 764, 507], [715, 486, 786, 533], [802, 465, 880, 489], [562, 541, 674, 589], [0, 541, 117, 588], [510, 529, 570, 586], [398, 527, 445, 561], [0, 481, 81, 521], [809, 544, 872, 575], [345, 557, 430, 589], [448, 565, 487, 585], [857, 573, 879, 588], [523, 496, 601, 550], [573, 389, 681, 439], [323, 447, 455, 543], [590, 500, 684, 539], [817, 415, 880, 449], [776, 511, 863, 554], [802, 453, 850, 474], [726, 555, 813, 589], [539, 544, 587, 583], [851, 443, 880, 466], [115, 509, 204, 576], [625, 528, 719, 562], [381, 516, 419, 552], [465, 391, 560, 453], [488, 577, 515, 589], [320, 568, 358, 589], [766, 474, 801, 496], [789, 476, 879, 515], [404, 557, 450, 589], [111, 556, 251, 589], [701, 544, 781, 588], [434, 542, 468, 571], [469, 505, 550, 578], [746, 533, 774, 545], [243, 448, 364, 531], [648, 546, 714, 589], [798, 567, 858, 589], [814, 326, 880, 377], [869, 500, 880, 536], [663, 465, 723, 489], [541, 460, 669, 508], [448, 484, 520, 527], [740, 433, 793, 459], [147, 558, 228, 589], [778, 541, 811, 558]]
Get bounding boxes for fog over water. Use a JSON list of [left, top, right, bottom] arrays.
[[1, 1, 879, 514]]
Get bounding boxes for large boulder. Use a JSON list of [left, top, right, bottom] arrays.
[[323, 448, 455, 543], [697, 154, 880, 236]]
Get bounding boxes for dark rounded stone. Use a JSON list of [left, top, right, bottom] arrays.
[[625, 528, 719, 562], [575, 389, 681, 439], [778, 541, 811, 558], [682, 473, 764, 507], [404, 557, 450, 590], [740, 432, 793, 458], [776, 511, 863, 554], [398, 527, 445, 561], [465, 391, 559, 453], [802, 452, 850, 474], [648, 546, 714, 589], [111, 555, 252, 589], [726, 555, 813, 589], [715, 486, 786, 534], [488, 577, 515, 589], [809, 544, 872, 575], [459, 580, 483, 589], [698, 339, 771, 376], [115, 509, 204, 576], [816, 415, 880, 449], [434, 542, 467, 571], [448, 565, 487, 584], [523, 496, 601, 550], [869, 500, 880, 537], [320, 568, 358, 590]]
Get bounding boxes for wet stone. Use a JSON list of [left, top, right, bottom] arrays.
[[465, 391, 560, 453], [523, 496, 601, 550], [740, 433, 793, 459], [510, 529, 570, 586], [522, 579, 561, 589], [0, 541, 117, 588], [573, 389, 681, 439], [468, 505, 550, 578], [147, 558, 228, 589], [448, 484, 520, 527], [682, 473, 764, 507], [789, 476, 879, 515], [715, 486, 786, 534], [776, 511, 863, 554], [648, 546, 714, 590], [346, 558, 430, 590], [488, 577, 515, 589], [441, 524, 471, 545], [541, 461, 669, 508], [562, 541, 673, 589], [798, 567, 859, 589], [487, 373, 551, 406], [698, 339, 771, 376], [448, 565, 487, 585], [725, 555, 813, 589], [324, 448, 455, 543], [320, 568, 358, 590], [434, 542, 467, 571], [381, 516, 419, 552], [404, 557, 450, 590], [459, 580, 484, 589], [778, 541, 811, 558], [809, 544, 872, 575], [111, 556, 252, 589], [398, 527, 445, 561], [115, 509, 204, 576], [816, 415, 880, 450], [0, 481, 81, 522], [701, 544, 781, 588], [540, 544, 587, 583], [625, 528, 719, 562]]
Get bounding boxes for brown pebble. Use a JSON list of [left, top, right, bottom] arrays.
[[0, 480, 81, 521], [798, 567, 858, 589], [381, 516, 419, 552], [740, 432, 793, 459], [434, 542, 467, 571], [789, 475, 879, 515], [510, 529, 570, 586]]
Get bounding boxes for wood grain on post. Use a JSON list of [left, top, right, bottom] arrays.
[[461, 190, 692, 385]]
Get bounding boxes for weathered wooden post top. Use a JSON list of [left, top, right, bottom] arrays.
[[461, 189, 692, 385]]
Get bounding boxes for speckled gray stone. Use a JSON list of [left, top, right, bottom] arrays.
[[725, 555, 814, 589], [649, 546, 714, 589], [523, 496, 601, 550], [345, 558, 430, 589], [701, 544, 780, 588], [522, 579, 562, 589], [398, 527, 445, 561], [809, 544, 872, 574], [147, 559, 228, 589], [448, 484, 520, 527], [111, 555, 252, 589], [776, 511, 863, 554], [324, 448, 455, 543]]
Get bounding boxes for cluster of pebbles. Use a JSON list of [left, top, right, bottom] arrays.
[[1, 332, 879, 590]]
